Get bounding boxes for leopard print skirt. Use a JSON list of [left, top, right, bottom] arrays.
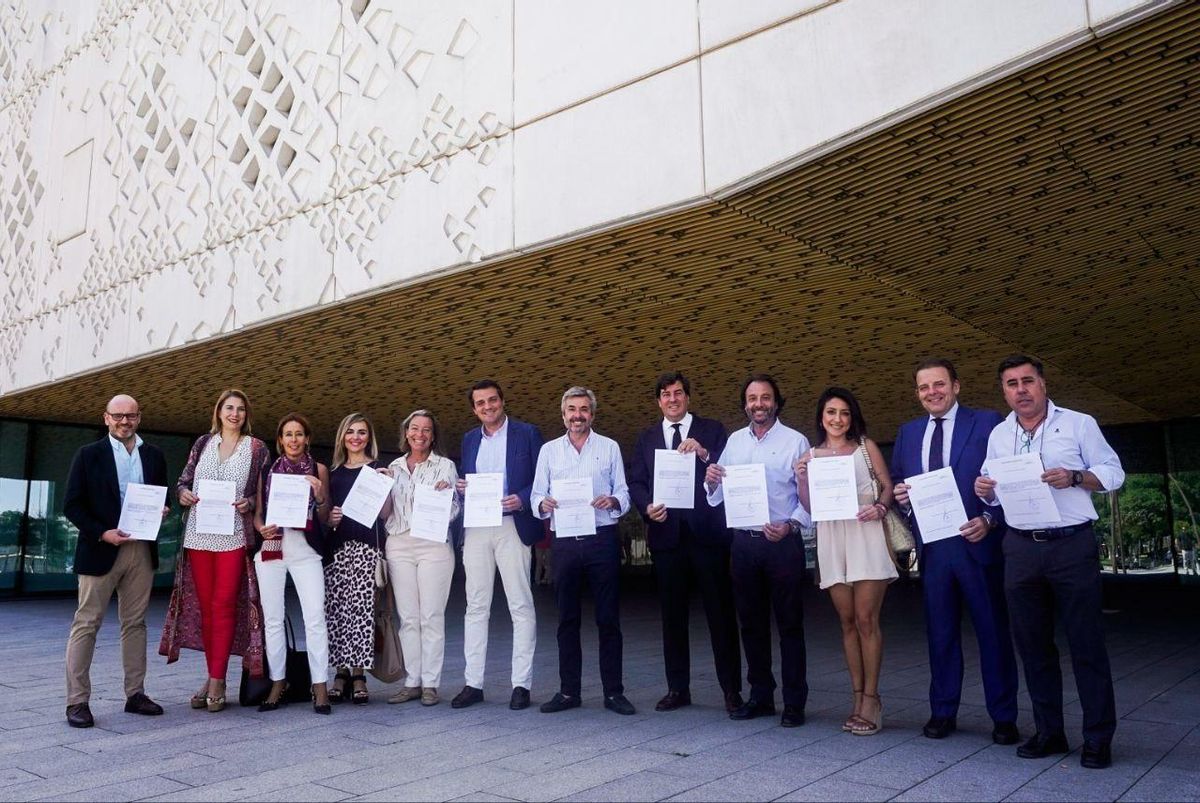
[[324, 540, 378, 669]]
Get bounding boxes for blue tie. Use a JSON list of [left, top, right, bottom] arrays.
[[929, 418, 945, 471]]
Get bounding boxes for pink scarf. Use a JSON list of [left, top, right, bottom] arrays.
[[260, 452, 315, 561]]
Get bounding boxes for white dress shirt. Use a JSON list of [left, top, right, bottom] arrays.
[[920, 402, 957, 474], [109, 434, 144, 504], [531, 431, 630, 531], [661, 413, 693, 449], [706, 419, 812, 529], [984, 400, 1125, 528], [475, 416, 509, 495]]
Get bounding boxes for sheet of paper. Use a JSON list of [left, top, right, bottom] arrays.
[[653, 450, 696, 509], [341, 467, 393, 528], [265, 473, 311, 528], [118, 483, 167, 541], [723, 463, 770, 529], [551, 476, 596, 537], [986, 452, 1062, 527], [905, 467, 969, 543], [808, 454, 860, 522], [463, 472, 504, 529], [195, 479, 236, 536], [410, 484, 453, 542]]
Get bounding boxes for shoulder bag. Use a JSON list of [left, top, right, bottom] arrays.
[[858, 438, 916, 554]]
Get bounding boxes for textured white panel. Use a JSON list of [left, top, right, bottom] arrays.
[[129, 249, 235, 355], [514, 61, 703, 249], [229, 213, 332, 331], [697, 0, 828, 50], [701, 0, 1090, 192], [1087, 0, 1173, 28], [60, 283, 134, 378], [514, 0, 697, 124]]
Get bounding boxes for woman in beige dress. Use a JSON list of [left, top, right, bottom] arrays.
[[796, 387, 897, 736]]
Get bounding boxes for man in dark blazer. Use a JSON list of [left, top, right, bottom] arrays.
[[890, 358, 1019, 744], [63, 394, 169, 728], [629, 372, 742, 713], [452, 379, 544, 711]]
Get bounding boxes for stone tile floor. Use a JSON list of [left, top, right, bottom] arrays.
[[1, 575, 1197, 801]]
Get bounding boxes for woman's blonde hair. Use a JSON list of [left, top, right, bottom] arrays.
[[332, 412, 379, 468], [400, 409, 441, 456], [209, 389, 252, 436]]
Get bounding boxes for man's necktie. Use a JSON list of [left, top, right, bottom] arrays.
[[671, 423, 682, 450], [929, 417, 945, 471]]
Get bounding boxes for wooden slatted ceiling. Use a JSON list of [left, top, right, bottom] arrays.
[[0, 2, 1193, 453]]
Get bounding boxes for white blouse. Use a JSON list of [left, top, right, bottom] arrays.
[[384, 452, 460, 539], [183, 435, 253, 552]]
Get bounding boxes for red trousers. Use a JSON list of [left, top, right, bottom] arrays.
[[187, 548, 245, 679]]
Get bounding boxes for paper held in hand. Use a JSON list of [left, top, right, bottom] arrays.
[[463, 472, 504, 528], [551, 476, 596, 538], [985, 452, 1062, 528], [904, 467, 968, 543], [341, 467, 393, 527], [118, 483, 167, 541], [265, 473, 311, 528], [653, 450, 695, 509], [194, 479, 236, 536], [807, 454, 860, 522], [722, 463, 770, 529], [410, 484, 454, 542]]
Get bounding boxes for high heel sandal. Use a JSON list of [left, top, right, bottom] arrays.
[[842, 689, 864, 732], [331, 669, 351, 704], [312, 685, 332, 715], [206, 680, 227, 713], [350, 674, 369, 705], [849, 694, 882, 736], [190, 682, 209, 710], [257, 681, 289, 712]]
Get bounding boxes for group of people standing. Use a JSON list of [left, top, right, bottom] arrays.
[[61, 353, 1124, 769]]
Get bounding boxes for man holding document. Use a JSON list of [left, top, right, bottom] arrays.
[[629, 372, 741, 714], [704, 375, 810, 728], [531, 386, 633, 715], [63, 394, 169, 728], [890, 358, 1019, 745], [975, 354, 1124, 769], [452, 380, 543, 711]]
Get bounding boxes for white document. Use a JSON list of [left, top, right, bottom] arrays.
[[905, 467, 969, 543], [653, 450, 695, 509], [551, 476, 596, 538], [265, 473, 311, 528], [195, 479, 236, 535], [986, 453, 1062, 527], [463, 472, 504, 529], [410, 484, 453, 542], [723, 463, 771, 529], [808, 455, 860, 522], [341, 468, 393, 527], [118, 483, 167, 541]]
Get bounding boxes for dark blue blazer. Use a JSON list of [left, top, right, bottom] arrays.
[[890, 405, 1005, 565], [460, 416, 544, 546], [629, 415, 729, 550]]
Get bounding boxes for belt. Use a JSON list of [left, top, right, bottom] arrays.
[[1010, 522, 1092, 542], [731, 528, 764, 538]]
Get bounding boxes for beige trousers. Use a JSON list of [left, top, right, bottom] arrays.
[[385, 532, 454, 688], [65, 541, 154, 705]]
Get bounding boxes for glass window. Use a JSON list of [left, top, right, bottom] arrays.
[[0, 421, 29, 592], [24, 423, 100, 591]]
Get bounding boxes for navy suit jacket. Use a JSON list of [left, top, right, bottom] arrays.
[[890, 405, 1005, 565], [460, 416, 544, 546], [629, 415, 729, 550], [64, 436, 169, 576]]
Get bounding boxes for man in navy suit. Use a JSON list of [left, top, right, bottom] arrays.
[[63, 394, 169, 728], [629, 372, 742, 713], [452, 379, 544, 711], [891, 358, 1020, 744]]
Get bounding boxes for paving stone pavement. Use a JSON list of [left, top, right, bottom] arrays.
[[1, 573, 1197, 802]]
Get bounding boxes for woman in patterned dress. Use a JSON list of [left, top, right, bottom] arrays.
[[160, 389, 270, 712], [324, 413, 392, 704]]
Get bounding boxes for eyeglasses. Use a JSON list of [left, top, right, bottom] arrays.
[[105, 412, 141, 422]]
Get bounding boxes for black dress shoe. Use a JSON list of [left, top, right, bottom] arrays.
[[124, 692, 164, 716], [992, 721, 1020, 745], [510, 686, 530, 710], [539, 692, 581, 713], [655, 690, 691, 712], [604, 694, 636, 716], [451, 685, 484, 709], [1016, 732, 1069, 759], [923, 716, 957, 739], [780, 705, 805, 728], [1080, 741, 1112, 769], [729, 699, 776, 720], [724, 691, 744, 714], [66, 703, 94, 728]]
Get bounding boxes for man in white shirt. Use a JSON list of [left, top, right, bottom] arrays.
[[705, 374, 811, 728], [975, 354, 1125, 769], [531, 386, 634, 715]]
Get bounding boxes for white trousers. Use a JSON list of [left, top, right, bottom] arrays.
[[462, 516, 536, 690], [386, 532, 454, 688], [254, 529, 329, 684]]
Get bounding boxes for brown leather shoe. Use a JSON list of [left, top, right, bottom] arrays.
[[124, 692, 164, 716], [66, 703, 94, 728], [724, 691, 745, 714], [654, 690, 692, 712]]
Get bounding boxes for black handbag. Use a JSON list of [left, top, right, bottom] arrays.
[[239, 616, 312, 705]]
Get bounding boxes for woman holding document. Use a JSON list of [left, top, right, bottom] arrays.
[[160, 389, 271, 713], [251, 413, 332, 713], [383, 409, 460, 707], [795, 387, 896, 736], [325, 412, 391, 704]]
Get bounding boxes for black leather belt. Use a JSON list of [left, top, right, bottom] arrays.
[[731, 528, 764, 538], [1010, 522, 1092, 542]]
